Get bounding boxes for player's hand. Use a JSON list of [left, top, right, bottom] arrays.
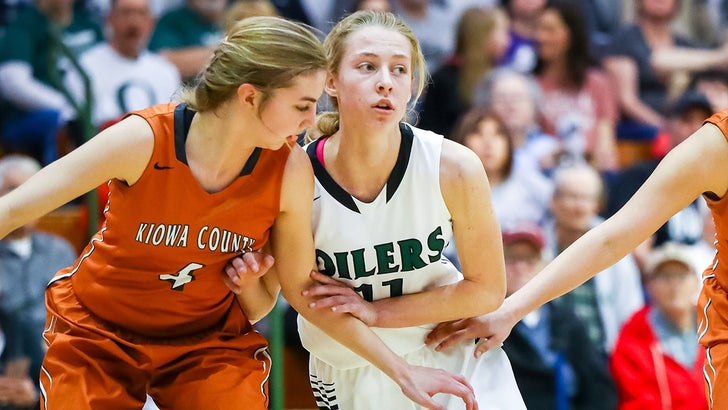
[[425, 309, 516, 358], [397, 364, 478, 410], [302, 271, 378, 326], [223, 251, 275, 294]]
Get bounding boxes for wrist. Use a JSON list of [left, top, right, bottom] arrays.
[[369, 300, 383, 327], [500, 296, 526, 326], [384, 353, 412, 387]]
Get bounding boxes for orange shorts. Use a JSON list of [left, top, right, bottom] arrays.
[[698, 275, 728, 409], [41, 278, 271, 410]]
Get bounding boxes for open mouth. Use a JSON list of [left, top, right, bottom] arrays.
[[373, 100, 394, 111]]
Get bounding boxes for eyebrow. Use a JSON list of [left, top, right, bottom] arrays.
[[299, 97, 319, 103], [355, 51, 410, 60]]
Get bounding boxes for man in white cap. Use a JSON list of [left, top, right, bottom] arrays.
[[610, 242, 707, 410]]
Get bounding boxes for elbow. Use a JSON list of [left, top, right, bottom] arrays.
[[488, 285, 507, 313], [473, 281, 506, 316]]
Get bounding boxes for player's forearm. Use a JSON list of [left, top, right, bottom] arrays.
[[283, 285, 412, 380], [371, 279, 503, 328], [234, 281, 279, 323]]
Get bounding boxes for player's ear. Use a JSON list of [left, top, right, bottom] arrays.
[[324, 73, 337, 98], [237, 83, 259, 110]]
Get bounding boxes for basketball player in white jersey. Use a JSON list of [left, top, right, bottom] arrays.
[[226, 10, 525, 410]]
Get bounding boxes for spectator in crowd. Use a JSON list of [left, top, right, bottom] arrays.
[[620, 0, 725, 47], [427, 104, 728, 410], [449, 107, 551, 229], [545, 164, 644, 356], [576, 0, 624, 58], [418, 6, 510, 137], [606, 91, 714, 271], [147, 0, 226, 81], [66, 0, 181, 128], [610, 242, 708, 410], [391, 0, 457, 73], [534, 0, 619, 171], [446, 0, 500, 17], [688, 69, 728, 113], [474, 68, 560, 178], [498, 0, 546, 73], [0, 155, 77, 390], [603, 0, 728, 138], [224, 0, 278, 32], [443, 107, 552, 270], [0, 0, 103, 165], [271, 0, 351, 33], [0, 322, 38, 410], [353, 0, 391, 12], [500, 223, 618, 410], [84, 0, 184, 18]]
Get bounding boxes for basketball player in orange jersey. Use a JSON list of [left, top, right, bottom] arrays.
[[424, 108, 728, 409], [0, 16, 476, 410]]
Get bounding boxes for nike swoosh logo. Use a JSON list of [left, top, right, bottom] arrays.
[[154, 162, 173, 170], [313, 195, 321, 201]]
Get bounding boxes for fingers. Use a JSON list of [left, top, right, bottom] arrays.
[[433, 328, 473, 352], [225, 263, 239, 281], [307, 295, 360, 312], [223, 251, 275, 293], [425, 320, 465, 346], [453, 373, 474, 393], [422, 399, 446, 410], [232, 252, 275, 277], [442, 374, 477, 410], [474, 336, 500, 358], [455, 381, 477, 410], [222, 273, 241, 294], [260, 254, 275, 270], [304, 283, 356, 298], [310, 270, 346, 285]]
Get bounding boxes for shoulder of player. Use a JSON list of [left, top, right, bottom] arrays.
[[439, 138, 486, 185], [281, 144, 313, 181]]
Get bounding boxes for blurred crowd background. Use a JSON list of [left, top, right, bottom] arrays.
[[0, 0, 723, 408]]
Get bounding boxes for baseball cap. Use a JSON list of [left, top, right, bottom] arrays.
[[670, 91, 712, 117], [644, 242, 695, 277], [502, 223, 545, 250]]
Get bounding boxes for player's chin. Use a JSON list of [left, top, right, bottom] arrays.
[[259, 137, 289, 150]]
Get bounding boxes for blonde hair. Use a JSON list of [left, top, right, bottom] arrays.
[[311, 10, 427, 139], [180, 16, 326, 113], [456, 7, 508, 106]]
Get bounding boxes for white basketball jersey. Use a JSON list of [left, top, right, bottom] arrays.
[[298, 123, 462, 369]]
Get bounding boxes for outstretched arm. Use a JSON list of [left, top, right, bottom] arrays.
[[270, 146, 478, 410], [0, 115, 153, 239], [429, 122, 728, 354]]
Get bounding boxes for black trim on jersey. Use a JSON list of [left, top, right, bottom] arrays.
[[173, 103, 193, 164], [387, 123, 413, 202], [305, 122, 414, 213], [174, 103, 262, 176], [306, 138, 360, 213], [240, 148, 262, 176]]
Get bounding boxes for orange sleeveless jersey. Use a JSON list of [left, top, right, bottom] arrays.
[[51, 103, 290, 338], [699, 109, 728, 348]]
